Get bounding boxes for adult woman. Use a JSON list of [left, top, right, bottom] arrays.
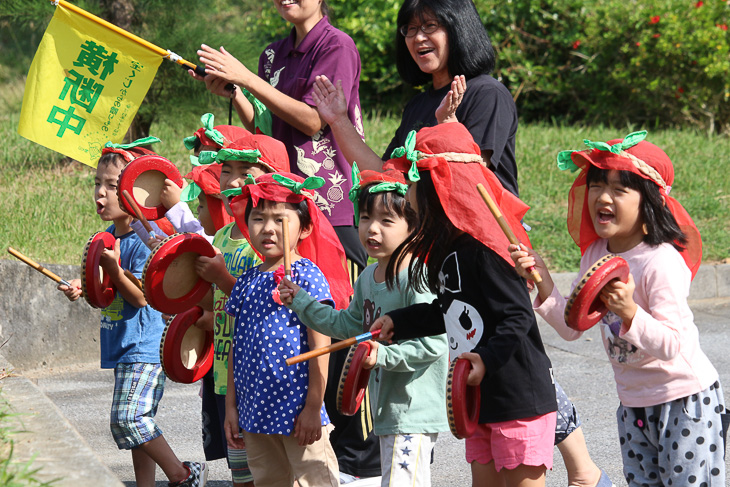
[[315, 1, 613, 486], [191, 1, 379, 483], [314, 0, 518, 196]]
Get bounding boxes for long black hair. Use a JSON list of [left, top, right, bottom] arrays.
[[385, 171, 459, 293], [586, 165, 687, 251], [395, 0, 495, 86]]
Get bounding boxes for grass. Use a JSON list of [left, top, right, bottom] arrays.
[[1, 77, 728, 271]]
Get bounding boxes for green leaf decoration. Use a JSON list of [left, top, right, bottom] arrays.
[[583, 139, 613, 152], [242, 89, 273, 137], [620, 130, 647, 150], [272, 174, 325, 194], [197, 151, 217, 165], [369, 181, 408, 196], [390, 130, 420, 163], [180, 182, 202, 202], [557, 150, 580, 172], [183, 135, 198, 150], [189, 154, 200, 166], [351, 161, 361, 189], [104, 136, 160, 150], [222, 188, 243, 197], [244, 174, 257, 186]]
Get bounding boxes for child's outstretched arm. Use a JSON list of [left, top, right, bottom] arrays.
[[224, 346, 245, 449], [509, 243, 555, 302], [435, 75, 466, 124], [195, 249, 237, 296], [294, 328, 330, 447], [100, 239, 147, 308], [278, 277, 364, 340]]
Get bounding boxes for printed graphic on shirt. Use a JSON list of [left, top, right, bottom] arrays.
[[438, 252, 483, 360], [362, 298, 382, 334], [601, 311, 644, 364], [101, 295, 124, 324], [270, 67, 285, 88], [354, 105, 364, 138]]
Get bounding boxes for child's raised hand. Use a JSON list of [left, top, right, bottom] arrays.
[[224, 406, 245, 449], [369, 315, 395, 344], [195, 249, 226, 284], [458, 352, 486, 386], [508, 243, 545, 280], [435, 75, 467, 124], [160, 178, 183, 210], [600, 273, 638, 323], [293, 403, 323, 446], [362, 340, 379, 370], [57, 278, 82, 301], [277, 277, 301, 306], [312, 75, 348, 126], [99, 238, 121, 272]]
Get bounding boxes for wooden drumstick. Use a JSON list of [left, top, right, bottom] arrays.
[[476, 183, 542, 283], [282, 216, 291, 277], [286, 329, 381, 366], [122, 189, 155, 238], [7, 247, 73, 287]]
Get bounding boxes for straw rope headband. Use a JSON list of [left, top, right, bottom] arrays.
[[391, 130, 485, 182], [556, 130, 669, 192]]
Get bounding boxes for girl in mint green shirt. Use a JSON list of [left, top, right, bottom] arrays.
[[279, 168, 449, 487]]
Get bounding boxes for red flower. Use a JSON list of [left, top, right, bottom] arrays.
[[695, 0, 703, 7], [678, 87, 685, 93], [649, 15, 661, 25], [636, 42, 642, 47], [653, 33, 661, 38], [572, 40, 581, 50], [717, 24, 728, 31]]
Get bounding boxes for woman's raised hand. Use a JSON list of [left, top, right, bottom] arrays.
[[436, 75, 467, 124], [196, 44, 253, 89], [312, 75, 348, 126]]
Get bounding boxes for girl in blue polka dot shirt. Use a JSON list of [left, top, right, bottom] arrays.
[[223, 172, 352, 487]]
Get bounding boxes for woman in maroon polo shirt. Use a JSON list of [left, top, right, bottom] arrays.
[[190, 1, 381, 484]]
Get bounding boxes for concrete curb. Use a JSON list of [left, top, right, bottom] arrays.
[[0, 355, 122, 486], [550, 263, 730, 301]]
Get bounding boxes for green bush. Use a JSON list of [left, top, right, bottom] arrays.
[[479, 0, 730, 134]]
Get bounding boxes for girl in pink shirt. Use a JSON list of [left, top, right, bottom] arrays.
[[511, 131, 726, 487]]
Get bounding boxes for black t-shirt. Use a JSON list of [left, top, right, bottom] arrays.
[[384, 74, 520, 196], [388, 234, 556, 423]]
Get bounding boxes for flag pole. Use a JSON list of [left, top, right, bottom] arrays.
[[53, 0, 206, 76]]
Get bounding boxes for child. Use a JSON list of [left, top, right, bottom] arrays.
[[277, 166, 450, 486], [371, 123, 557, 487], [511, 131, 725, 487], [223, 172, 353, 487], [160, 113, 250, 240], [192, 133, 291, 487], [58, 142, 206, 487]]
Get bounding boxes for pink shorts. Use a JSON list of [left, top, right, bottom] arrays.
[[465, 412, 557, 472]]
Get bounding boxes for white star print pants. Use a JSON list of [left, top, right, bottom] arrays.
[[379, 432, 438, 487]]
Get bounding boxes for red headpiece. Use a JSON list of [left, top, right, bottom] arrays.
[[558, 131, 701, 278], [181, 164, 233, 232], [383, 123, 532, 267], [229, 172, 353, 309], [183, 113, 250, 150]]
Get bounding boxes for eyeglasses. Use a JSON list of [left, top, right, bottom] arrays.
[[399, 21, 440, 38]]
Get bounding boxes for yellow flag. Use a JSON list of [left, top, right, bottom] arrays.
[[18, 3, 162, 167]]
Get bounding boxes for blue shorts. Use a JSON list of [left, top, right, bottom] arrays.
[[110, 363, 165, 449]]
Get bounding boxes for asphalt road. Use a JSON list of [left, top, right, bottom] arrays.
[[26, 299, 730, 486]]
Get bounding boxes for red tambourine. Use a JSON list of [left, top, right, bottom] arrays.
[[564, 254, 630, 331], [81, 231, 117, 309], [142, 233, 216, 314], [446, 357, 481, 439], [118, 155, 182, 221], [336, 342, 373, 416], [160, 306, 214, 383]]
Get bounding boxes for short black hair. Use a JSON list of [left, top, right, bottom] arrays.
[[97, 152, 126, 169], [358, 186, 419, 232], [395, 0, 495, 86], [244, 198, 312, 231], [586, 166, 687, 251]]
